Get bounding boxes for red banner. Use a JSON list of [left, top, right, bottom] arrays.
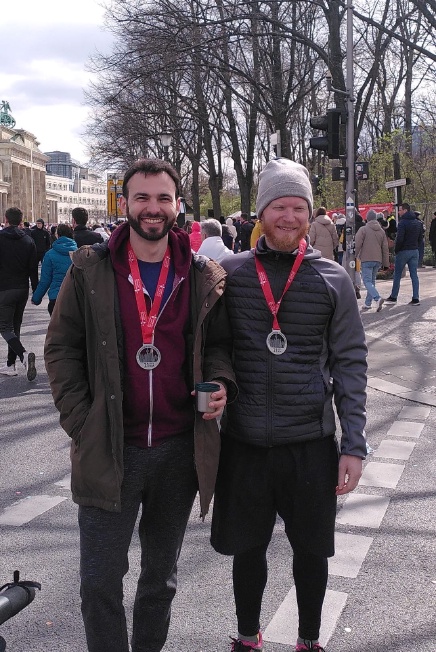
[[327, 203, 394, 220]]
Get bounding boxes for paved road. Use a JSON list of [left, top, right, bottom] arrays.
[[1, 268, 435, 652]]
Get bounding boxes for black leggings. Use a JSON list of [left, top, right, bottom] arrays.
[[233, 543, 328, 641]]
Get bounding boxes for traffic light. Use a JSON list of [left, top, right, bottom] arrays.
[[309, 108, 343, 159]]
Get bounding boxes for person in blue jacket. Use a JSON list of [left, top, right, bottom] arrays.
[[32, 224, 77, 315]]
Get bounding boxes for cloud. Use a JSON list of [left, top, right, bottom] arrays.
[[0, 23, 112, 73], [0, 0, 112, 162]]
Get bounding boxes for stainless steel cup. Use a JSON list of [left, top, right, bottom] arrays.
[[195, 382, 221, 413]]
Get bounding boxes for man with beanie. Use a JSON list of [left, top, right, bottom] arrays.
[[385, 202, 423, 306], [355, 209, 389, 311], [211, 158, 367, 652]]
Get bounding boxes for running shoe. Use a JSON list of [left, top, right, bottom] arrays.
[[0, 363, 17, 376], [230, 631, 263, 651], [26, 352, 37, 381], [295, 642, 325, 651]]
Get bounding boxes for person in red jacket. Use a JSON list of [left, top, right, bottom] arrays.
[[189, 220, 203, 251]]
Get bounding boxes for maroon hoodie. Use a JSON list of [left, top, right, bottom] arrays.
[[108, 222, 194, 447]]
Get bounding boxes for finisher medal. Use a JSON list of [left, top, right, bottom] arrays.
[[136, 344, 162, 370], [266, 329, 288, 355], [127, 242, 171, 371], [255, 238, 307, 355]]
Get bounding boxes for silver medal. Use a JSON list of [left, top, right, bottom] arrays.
[[136, 344, 161, 369], [266, 330, 287, 355]]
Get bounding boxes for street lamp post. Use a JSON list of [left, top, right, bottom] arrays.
[[160, 133, 172, 162]]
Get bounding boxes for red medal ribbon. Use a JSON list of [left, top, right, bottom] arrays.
[[127, 241, 171, 344], [254, 238, 307, 330]]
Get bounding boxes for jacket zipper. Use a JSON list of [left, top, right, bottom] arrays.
[[146, 276, 185, 447]]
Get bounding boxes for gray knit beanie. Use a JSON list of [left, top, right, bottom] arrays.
[[366, 209, 377, 222], [256, 158, 313, 218]]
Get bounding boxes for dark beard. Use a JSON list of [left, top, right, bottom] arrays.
[[127, 208, 176, 241]]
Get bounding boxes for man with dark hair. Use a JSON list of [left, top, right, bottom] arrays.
[[45, 157, 236, 652], [22, 220, 32, 236], [240, 213, 255, 252], [211, 158, 367, 652], [0, 207, 38, 379], [72, 207, 104, 247], [385, 202, 424, 306], [30, 217, 51, 263]]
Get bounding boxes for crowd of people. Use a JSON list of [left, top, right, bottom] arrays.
[[0, 208, 118, 379], [0, 156, 433, 652]]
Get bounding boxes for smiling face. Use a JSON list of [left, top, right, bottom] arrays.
[[260, 196, 309, 252], [120, 171, 180, 242]]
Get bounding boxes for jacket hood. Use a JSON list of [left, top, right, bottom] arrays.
[[367, 221, 383, 232], [52, 236, 78, 255], [0, 226, 27, 240], [191, 221, 201, 233], [256, 234, 322, 261], [315, 214, 333, 225]]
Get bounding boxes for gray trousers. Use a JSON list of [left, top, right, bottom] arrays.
[[78, 434, 197, 652]]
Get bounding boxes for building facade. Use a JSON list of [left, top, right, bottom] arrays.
[[0, 125, 107, 225], [46, 167, 107, 224], [0, 125, 48, 221]]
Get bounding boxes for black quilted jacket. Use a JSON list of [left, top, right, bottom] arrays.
[[220, 235, 368, 458]]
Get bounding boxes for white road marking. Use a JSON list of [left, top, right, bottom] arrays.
[[0, 495, 67, 526], [336, 494, 391, 529], [374, 440, 416, 460], [263, 587, 348, 646], [329, 532, 373, 578], [386, 421, 424, 438], [398, 406, 430, 420], [359, 461, 405, 489]]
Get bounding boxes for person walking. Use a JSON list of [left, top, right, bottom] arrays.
[[44, 158, 236, 652], [30, 217, 51, 264], [72, 207, 104, 247], [355, 209, 390, 311], [385, 202, 424, 306], [211, 158, 367, 652], [31, 224, 77, 315], [308, 206, 339, 260], [0, 207, 38, 380]]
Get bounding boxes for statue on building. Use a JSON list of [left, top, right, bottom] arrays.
[[0, 100, 16, 128]]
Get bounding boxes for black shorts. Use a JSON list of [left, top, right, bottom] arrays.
[[211, 435, 339, 558]]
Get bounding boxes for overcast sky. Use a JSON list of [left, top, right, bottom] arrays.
[[0, 0, 113, 164]]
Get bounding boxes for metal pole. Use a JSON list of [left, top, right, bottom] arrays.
[[114, 178, 119, 221], [30, 142, 34, 221], [344, 0, 356, 286], [276, 130, 281, 158]]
